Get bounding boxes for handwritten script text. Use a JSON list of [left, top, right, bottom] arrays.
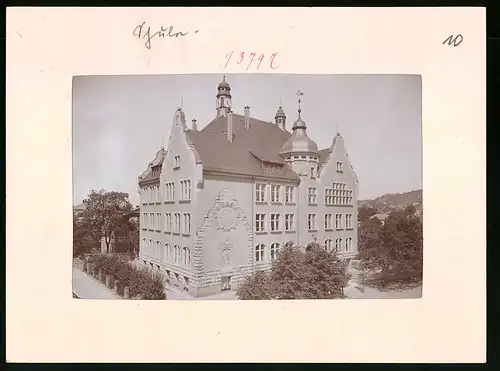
[[133, 22, 199, 50], [224, 51, 281, 71]]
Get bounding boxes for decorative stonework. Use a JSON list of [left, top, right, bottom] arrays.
[[206, 189, 244, 232], [261, 162, 284, 175], [192, 188, 254, 294]]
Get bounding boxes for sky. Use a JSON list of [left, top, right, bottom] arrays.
[[73, 74, 422, 206]]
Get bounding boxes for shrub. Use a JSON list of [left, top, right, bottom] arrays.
[[87, 252, 167, 300]]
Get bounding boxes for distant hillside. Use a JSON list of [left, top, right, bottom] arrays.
[[359, 190, 422, 214]]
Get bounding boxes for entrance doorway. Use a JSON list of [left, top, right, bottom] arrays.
[[221, 276, 232, 291]]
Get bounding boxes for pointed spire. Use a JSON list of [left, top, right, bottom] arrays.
[[180, 95, 184, 110]]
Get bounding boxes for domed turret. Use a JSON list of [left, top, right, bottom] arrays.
[[279, 90, 320, 178], [279, 91, 319, 156]]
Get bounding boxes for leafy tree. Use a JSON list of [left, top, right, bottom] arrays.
[[81, 189, 134, 254], [237, 270, 274, 300], [73, 213, 99, 256], [237, 242, 350, 300], [270, 244, 311, 299], [358, 205, 379, 223], [357, 205, 423, 287], [128, 218, 140, 256], [303, 243, 350, 299]]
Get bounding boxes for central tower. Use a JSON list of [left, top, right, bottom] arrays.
[[216, 76, 232, 117]]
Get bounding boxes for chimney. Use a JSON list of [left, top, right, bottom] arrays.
[[227, 111, 234, 143], [244, 106, 250, 130], [192, 119, 198, 131]]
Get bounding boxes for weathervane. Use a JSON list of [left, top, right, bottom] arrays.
[[296, 90, 304, 114]]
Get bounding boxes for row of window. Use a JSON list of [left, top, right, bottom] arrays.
[[255, 212, 353, 232], [254, 237, 354, 263], [141, 179, 192, 204], [309, 186, 353, 206], [325, 237, 353, 253], [142, 212, 191, 234], [256, 184, 295, 203], [254, 183, 353, 206], [141, 239, 192, 267]]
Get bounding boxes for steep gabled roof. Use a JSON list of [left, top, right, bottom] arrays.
[[186, 114, 299, 181], [138, 148, 166, 185]]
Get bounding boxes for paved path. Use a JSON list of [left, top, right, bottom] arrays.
[[344, 285, 422, 299], [72, 268, 122, 300]]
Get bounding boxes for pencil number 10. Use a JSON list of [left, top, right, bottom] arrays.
[[224, 51, 281, 70]]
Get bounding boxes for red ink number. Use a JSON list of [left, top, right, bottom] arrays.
[[257, 54, 265, 69], [237, 52, 245, 64], [270, 53, 280, 69], [224, 50, 234, 68], [224, 51, 281, 70], [247, 52, 257, 70]]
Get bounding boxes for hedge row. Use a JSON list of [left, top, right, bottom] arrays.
[[84, 253, 167, 300]]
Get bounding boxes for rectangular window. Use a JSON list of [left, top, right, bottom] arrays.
[[270, 213, 280, 231], [335, 214, 343, 229], [325, 213, 333, 230], [285, 186, 294, 203], [308, 214, 317, 231], [270, 185, 281, 203], [285, 214, 294, 231], [165, 182, 175, 202], [310, 167, 315, 178], [180, 179, 192, 201], [345, 214, 353, 229], [324, 188, 334, 205], [308, 187, 317, 205], [174, 213, 181, 233], [149, 213, 154, 229], [255, 213, 266, 232], [183, 213, 191, 234], [336, 161, 344, 172], [255, 183, 266, 202], [173, 155, 181, 169], [332, 182, 353, 205]]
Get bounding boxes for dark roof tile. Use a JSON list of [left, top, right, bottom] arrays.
[[186, 114, 299, 181]]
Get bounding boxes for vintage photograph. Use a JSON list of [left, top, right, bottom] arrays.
[[72, 74, 422, 300]]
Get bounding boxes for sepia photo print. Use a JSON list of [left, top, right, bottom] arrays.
[[72, 74, 423, 300]]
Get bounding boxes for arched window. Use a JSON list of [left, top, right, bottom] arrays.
[[325, 238, 333, 251], [335, 238, 342, 252], [149, 239, 153, 256], [221, 249, 230, 267], [156, 241, 161, 258], [174, 245, 179, 263], [168, 244, 173, 262], [345, 237, 352, 252], [163, 243, 168, 261], [183, 246, 191, 266], [270, 242, 280, 260], [255, 244, 265, 262]]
